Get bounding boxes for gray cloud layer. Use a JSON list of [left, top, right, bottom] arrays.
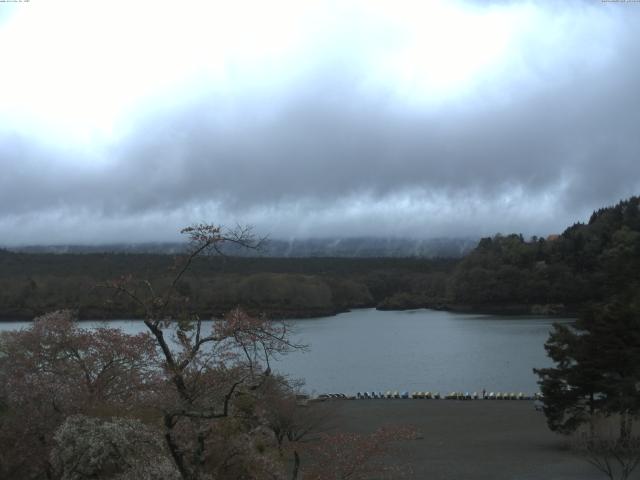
[[1, 1, 639, 244]]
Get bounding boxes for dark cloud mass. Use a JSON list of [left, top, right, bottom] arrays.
[[0, 1, 639, 244]]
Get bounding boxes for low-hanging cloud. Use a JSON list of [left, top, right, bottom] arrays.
[[0, 0, 639, 245]]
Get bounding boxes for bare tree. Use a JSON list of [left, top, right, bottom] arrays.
[[256, 376, 335, 479], [572, 417, 640, 480], [104, 224, 303, 480]]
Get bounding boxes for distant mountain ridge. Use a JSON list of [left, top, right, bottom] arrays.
[[7, 237, 478, 258]]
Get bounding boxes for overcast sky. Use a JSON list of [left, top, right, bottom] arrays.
[[1, 0, 639, 245]]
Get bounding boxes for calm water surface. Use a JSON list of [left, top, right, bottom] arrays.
[[0, 309, 569, 395]]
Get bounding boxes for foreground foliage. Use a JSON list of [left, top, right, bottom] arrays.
[[572, 427, 640, 480], [535, 293, 640, 436], [0, 224, 416, 479], [0, 311, 157, 479], [535, 286, 640, 478], [52, 415, 181, 480]]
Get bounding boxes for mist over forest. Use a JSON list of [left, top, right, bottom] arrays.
[[1, 1, 640, 479], [1, 196, 637, 321]]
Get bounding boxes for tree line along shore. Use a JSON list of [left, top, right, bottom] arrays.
[[1, 196, 638, 321]]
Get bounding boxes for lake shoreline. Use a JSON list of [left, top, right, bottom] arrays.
[[0, 302, 577, 322], [1, 309, 564, 395], [378, 301, 578, 317]]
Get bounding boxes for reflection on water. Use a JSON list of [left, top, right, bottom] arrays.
[[0, 309, 570, 395]]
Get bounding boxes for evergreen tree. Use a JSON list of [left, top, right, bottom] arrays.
[[535, 290, 640, 438]]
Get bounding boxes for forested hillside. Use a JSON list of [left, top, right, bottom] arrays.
[[0, 252, 455, 319], [1, 197, 638, 320], [446, 196, 640, 313]]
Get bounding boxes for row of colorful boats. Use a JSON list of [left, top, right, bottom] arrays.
[[339, 391, 544, 400]]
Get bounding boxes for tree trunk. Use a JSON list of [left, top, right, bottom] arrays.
[[291, 450, 300, 480], [589, 393, 595, 438], [164, 414, 190, 479], [620, 411, 630, 444]]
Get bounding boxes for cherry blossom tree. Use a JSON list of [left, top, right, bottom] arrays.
[[0, 310, 158, 479], [103, 224, 303, 480], [51, 415, 181, 480]]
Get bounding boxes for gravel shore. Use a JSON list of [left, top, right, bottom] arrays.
[[323, 400, 621, 480]]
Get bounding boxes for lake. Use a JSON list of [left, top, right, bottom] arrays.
[[0, 308, 568, 396]]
